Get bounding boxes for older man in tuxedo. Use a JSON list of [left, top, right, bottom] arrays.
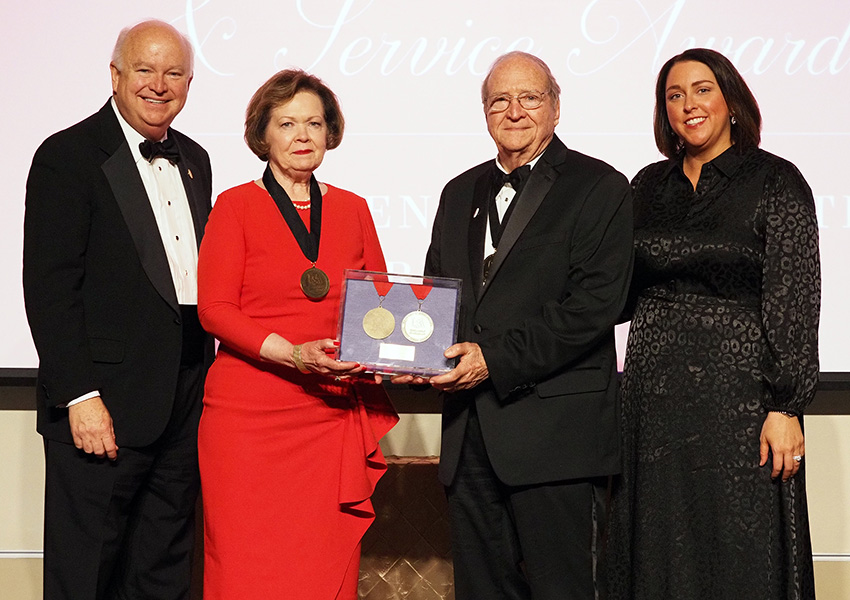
[[416, 52, 633, 599], [23, 20, 212, 600]]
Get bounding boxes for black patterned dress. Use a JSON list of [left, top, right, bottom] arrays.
[[607, 146, 819, 599]]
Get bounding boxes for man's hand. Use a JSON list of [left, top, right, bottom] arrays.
[[68, 396, 118, 460], [428, 342, 489, 393]]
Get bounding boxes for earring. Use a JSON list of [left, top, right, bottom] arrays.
[[730, 115, 737, 125]]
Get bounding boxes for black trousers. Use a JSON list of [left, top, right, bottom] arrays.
[[447, 404, 608, 600], [43, 360, 204, 600]]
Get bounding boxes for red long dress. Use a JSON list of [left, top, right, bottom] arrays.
[[197, 181, 398, 599]]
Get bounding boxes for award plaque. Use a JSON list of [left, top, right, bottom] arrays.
[[337, 270, 462, 376]]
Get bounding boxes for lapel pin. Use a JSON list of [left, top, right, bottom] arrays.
[[473, 207, 480, 218], [187, 168, 194, 179]]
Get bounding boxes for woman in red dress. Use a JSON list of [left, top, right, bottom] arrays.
[[197, 69, 398, 599]]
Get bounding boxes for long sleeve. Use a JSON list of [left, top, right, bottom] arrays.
[[198, 186, 387, 358], [618, 163, 655, 324], [759, 160, 820, 415], [197, 192, 272, 359], [23, 138, 97, 406], [423, 186, 447, 279], [481, 171, 634, 398]]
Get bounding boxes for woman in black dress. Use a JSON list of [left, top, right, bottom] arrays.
[[607, 48, 819, 599]]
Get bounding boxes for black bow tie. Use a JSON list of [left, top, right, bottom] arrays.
[[139, 137, 180, 164], [497, 164, 531, 190]]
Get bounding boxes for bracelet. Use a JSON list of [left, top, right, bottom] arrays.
[[292, 344, 309, 374], [772, 410, 796, 418]]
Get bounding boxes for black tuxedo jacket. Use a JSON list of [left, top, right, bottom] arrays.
[[426, 135, 633, 487], [24, 100, 212, 448]]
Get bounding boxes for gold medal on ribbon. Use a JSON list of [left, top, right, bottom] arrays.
[[363, 307, 395, 339], [363, 278, 395, 339]]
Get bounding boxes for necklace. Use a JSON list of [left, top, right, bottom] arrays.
[[290, 191, 311, 210]]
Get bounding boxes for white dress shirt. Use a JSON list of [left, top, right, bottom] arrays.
[[67, 101, 199, 408], [111, 98, 198, 304], [483, 153, 544, 266]]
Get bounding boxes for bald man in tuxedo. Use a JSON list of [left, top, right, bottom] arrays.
[[405, 52, 633, 599], [23, 20, 212, 600]]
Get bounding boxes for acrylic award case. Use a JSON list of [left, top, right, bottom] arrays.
[[337, 269, 462, 376]]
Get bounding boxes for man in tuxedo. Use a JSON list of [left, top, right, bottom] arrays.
[[23, 20, 212, 600], [423, 52, 633, 599]]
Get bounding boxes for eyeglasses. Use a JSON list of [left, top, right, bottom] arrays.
[[485, 91, 549, 113]]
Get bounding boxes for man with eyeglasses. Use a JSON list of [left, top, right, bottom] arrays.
[[415, 51, 633, 599]]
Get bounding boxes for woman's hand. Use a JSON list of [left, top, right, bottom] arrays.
[[759, 411, 805, 482], [296, 338, 364, 377], [260, 333, 363, 378]]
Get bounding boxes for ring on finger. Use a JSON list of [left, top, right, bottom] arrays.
[[793, 455, 803, 462]]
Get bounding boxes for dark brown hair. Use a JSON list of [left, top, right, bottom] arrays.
[[245, 69, 344, 161], [654, 48, 761, 158]]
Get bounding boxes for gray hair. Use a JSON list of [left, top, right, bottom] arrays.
[[480, 51, 561, 105], [111, 19, 194, 74]]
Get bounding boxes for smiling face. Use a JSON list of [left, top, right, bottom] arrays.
[[264, 91, 328, 181], [664, 60, 733, 162], [484, 55, 560, 171], [110, 22, 192, 141]]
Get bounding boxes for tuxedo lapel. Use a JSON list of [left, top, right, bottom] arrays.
[[467, 171, 491, 300], [479, 136, 568, 302], [97, 105, 180, 315]]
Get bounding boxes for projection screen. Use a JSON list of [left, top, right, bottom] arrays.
[[2, 0, 847, 372]]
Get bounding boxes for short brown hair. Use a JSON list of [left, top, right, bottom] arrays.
[[244, 69, 344, 161], [654, 48, 761, 158]]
